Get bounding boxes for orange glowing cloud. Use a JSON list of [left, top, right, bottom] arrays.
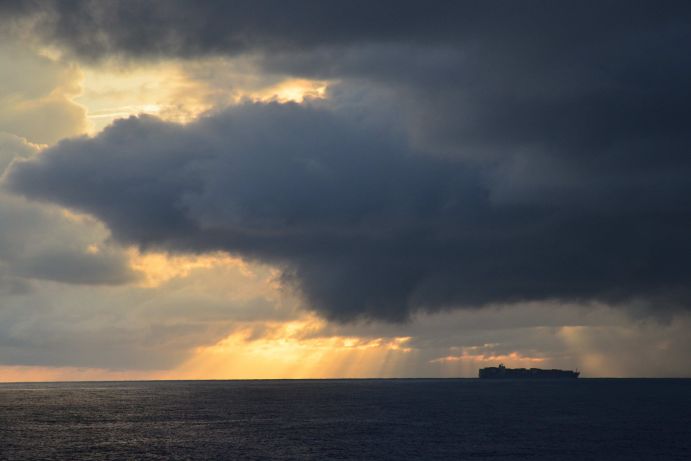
[[77, 58, 331, 136], [127, 249, 252, 287], [249, 79, 329, 103]]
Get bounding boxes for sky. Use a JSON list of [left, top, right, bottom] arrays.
[[0, 1, 690, 380]]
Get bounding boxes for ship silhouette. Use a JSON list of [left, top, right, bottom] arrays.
[[479, 363, 579, 379]]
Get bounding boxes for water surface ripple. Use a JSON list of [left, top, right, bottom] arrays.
[[1, 379, 689, 460]]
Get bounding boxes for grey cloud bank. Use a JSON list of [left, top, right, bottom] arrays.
[[0, 260, 295, 370], [0, 133, 137, 288]]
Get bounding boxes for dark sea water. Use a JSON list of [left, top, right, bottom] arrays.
[[1, 379, 690, 460]]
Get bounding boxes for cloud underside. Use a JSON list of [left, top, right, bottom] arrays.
[[3, 1, 691, 322]]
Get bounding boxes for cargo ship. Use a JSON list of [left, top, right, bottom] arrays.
[[479, 363, 579, 379]]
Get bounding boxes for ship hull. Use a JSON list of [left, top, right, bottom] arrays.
[[479, 367, 579, 379]]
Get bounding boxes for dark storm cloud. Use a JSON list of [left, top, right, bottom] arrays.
[[0, 0, 690, 62], [9, 0, 689, 181], [1, 1, 488, 59], [7, 101, 691, 321], [3, 1, 691, 321]]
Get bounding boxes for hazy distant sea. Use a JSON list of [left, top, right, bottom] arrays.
[[1, 379, 689, 460]]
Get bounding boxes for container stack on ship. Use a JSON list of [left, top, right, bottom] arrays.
[[479, 363, 579, 379]]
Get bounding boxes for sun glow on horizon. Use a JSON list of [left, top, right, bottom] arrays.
[[0, 316, 418, 382], [172, 317, 415, 379]]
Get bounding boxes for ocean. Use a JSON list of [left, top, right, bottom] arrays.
[[1, 379, 689, 460]]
